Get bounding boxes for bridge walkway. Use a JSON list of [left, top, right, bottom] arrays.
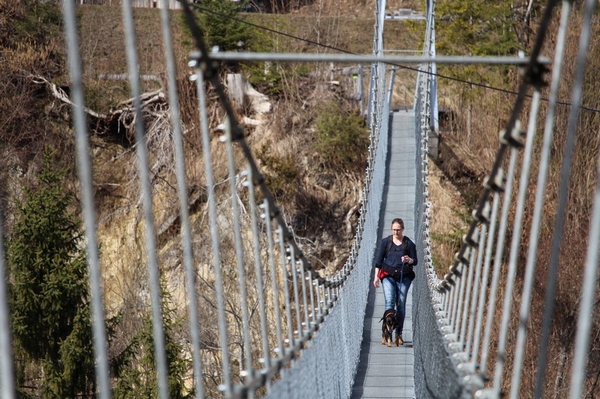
[[351, 109, 417, 399]]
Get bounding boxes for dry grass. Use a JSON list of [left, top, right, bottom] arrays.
[[427, 161, 467, 277]]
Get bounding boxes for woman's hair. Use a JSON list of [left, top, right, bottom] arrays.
[[391, 218, 404, 228]]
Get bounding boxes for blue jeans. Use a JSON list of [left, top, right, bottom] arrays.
[[381, 275, 413, 334]]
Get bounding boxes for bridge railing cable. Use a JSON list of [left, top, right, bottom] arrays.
[[412, 1, 466, 396], [415, 0, 600, 398]]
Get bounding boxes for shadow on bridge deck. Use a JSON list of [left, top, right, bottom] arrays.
[[351, 109, 417, 399]]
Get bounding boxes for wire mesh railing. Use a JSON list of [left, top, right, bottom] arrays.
[[415, 0, 600, 398], [412, 1, 464, 396]]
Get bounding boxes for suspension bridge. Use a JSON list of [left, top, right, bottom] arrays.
[[1, 0, 599, 398]]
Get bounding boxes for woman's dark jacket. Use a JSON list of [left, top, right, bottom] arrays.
[[374, 235, 418, 280]]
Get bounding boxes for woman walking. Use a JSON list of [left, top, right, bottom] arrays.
[[372, 218, 418, 345]]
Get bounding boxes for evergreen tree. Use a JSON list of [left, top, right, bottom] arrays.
[[435, 0, 521, 87], [314, 101, 369, 172], [196, 0, 252, 52], [8, 151, 95, 397], [436, 0, 519, 57], [112, 288, 193, 399]]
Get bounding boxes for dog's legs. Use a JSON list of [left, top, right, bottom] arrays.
[[386, 327, 393, 347], [395, 333, 404, 346]]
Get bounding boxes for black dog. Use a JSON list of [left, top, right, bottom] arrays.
[[380, 309, 398, 347]]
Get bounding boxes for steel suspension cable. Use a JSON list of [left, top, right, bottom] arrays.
[[540, 0, 596, 393], [564, 0, 599, 396], [158, 1, 205, 395], [194, 70, 233, 396], [531, 0, 572, 391], [61, 0, 111, 397], [480, 152, 517, 377], [569, 147, 600, 398], [471, 192, 500, 368], [0, 221, 14, 399], [465, 223, 487, 358], [454, 252, 469, 343], [289, 246, 303, 340], [493, 87, 542, 392], [263, 200, 285, 370], [224, 116, 254, 398], [246, 166, 272, 392], [459, 247, 477, 345], [277, 226, 295, 354], [121, 1, 169, 396], [508, 0, 571, 396]]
